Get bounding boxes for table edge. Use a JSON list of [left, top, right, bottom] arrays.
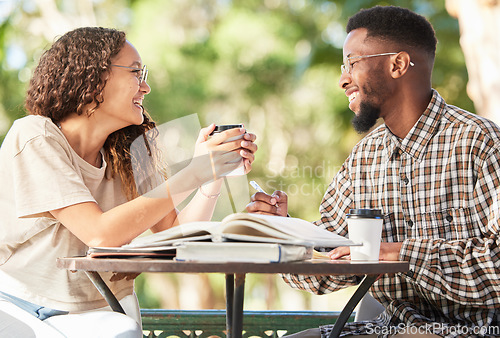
[[57, 257, 409, 275]]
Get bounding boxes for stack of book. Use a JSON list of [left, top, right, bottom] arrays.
[[88, 213, 353, 263]]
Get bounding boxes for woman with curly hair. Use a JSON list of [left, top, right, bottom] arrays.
[[0, 27, 257, 337]]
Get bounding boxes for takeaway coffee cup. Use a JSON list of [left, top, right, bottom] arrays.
[[347, 209, 383, 261]]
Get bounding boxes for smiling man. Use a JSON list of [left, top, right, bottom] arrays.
[[247, 5, 500, 338]]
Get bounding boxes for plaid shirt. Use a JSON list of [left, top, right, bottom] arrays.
[[282, 90, 500, 337]]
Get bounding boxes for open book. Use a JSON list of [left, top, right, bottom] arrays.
[[125, 212, 354, 249]]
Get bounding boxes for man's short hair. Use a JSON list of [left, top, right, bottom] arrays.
[[346, 6, 437, 58]]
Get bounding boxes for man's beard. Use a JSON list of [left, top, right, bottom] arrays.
[[351, 101, 381, 134]]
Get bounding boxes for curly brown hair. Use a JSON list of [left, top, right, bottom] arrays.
[[25, 27, 157, 200]]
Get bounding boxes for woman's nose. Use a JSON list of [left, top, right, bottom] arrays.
[[141, 80, 151, 95]]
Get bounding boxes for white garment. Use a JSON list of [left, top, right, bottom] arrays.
[[0, 294, 142, 338], [0, 115, 133, 311]]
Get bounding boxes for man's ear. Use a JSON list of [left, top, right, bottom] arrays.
[[390, 51, 413, 79]]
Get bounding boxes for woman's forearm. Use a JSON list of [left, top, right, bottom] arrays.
[[51, 170, 199, 247], [176, 179, 223, 223]]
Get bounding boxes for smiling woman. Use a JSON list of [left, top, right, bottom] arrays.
[[91, 41, 152, 133], [25, 28, 154, 200], [0, 26, 257, 337]]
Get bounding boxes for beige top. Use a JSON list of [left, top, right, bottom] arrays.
[[0, 115, 133, 312]]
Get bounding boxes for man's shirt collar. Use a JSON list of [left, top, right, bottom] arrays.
[[384, 89, 445, 161]]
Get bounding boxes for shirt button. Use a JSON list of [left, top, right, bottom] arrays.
[[407, 219, 414, 227], [446, 215, 453, 222], [402, 177, 409, 185]]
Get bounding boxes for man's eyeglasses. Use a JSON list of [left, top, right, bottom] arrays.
[[341, 52, 415, 74], [111, 64, 148, 84]]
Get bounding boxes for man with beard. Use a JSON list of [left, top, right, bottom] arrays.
[[247, 5, 500, 338]]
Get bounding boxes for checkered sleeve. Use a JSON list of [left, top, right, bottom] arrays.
[[399, 148, 500, 307], [314, 161, 353, 235], [281, 160, 359, 295], [281, 273, 361, 295]]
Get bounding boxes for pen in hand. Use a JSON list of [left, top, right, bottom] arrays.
[[249, 181, 291, 217]]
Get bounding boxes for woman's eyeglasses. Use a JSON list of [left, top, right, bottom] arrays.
[[111, 64, 148, 84]]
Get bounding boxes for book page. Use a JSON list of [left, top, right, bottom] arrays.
[[220, 213, 354, 247], [125, 221, 220, 248], [221, 233, 308, 245], [215, 220, 310, 245]]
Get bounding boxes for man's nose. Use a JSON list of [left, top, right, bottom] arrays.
[[339, 71, 351, 89]]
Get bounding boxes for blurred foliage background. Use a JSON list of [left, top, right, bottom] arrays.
[[0, 0, 473, 311]]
